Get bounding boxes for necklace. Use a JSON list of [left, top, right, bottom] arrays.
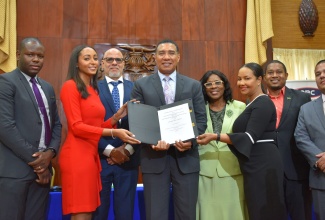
[[247, 94, 267, 107]]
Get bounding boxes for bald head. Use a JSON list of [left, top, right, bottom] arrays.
[[101, 48, 125, 80]]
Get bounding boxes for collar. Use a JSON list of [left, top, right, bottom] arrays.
[[105, 76, 124, 84], [20, 71, 39, 84], [158, 70, 177, 82], [267, 87, 285, 98]]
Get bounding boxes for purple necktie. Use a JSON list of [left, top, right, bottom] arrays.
[[30, 77, 51, 146], [163, 77, 174, 104]]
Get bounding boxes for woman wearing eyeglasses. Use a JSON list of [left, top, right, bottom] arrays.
[[197, 63, 287, 220], [196, 70, 248, 220]]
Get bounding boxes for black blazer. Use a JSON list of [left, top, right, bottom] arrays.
[[275, 87, 311, 180]]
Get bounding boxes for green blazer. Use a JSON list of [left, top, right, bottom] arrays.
[[199, 100, 246, 178]]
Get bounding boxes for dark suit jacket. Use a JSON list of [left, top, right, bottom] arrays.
[[98, 78, 139, 169], [275, 87, 311, 180], [295, 96, 325, 190], [0, 68, 61, 178], [131, 72, 207, 174]]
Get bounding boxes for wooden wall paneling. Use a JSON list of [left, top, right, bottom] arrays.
[[205, 0, 228, 41], [227, 41, 245, 102], [62, 0, 88, 39], [38, 0, 63, 37], [182, 0, 205, 40], [61, 39, 86, 84], [157, 0, 182, 41], [271, 0, 325, 49], [178, 41, 206, 80], [37, 38, 63, 96], [88, 0, 109, 39], [134, 0, 159, 40], [17, 0, 39, 37], [205, 41, 229, 74], [227, 0, 246, 42], [111, 0, 136, 42], [87, 38, 111, 53]]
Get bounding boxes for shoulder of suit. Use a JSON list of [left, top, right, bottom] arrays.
[[231, 100, 246, 108], [123, 78, 134, 85], [176, 73, 201, 87], [1, 68, 20, 79], [286, 86, 310, 97], [301, 97, 317, 109], [134, 73, 156, 84], [37, 77, 52, 86]]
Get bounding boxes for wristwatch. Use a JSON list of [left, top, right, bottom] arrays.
[[216, 132, 221, 142], [43, 147, 57, 158]]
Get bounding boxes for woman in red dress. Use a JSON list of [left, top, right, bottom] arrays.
[[59, 45, 140, 220]]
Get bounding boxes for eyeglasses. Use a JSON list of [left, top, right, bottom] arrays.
[[102, 57, 124, 64], [204, 80, 224, 88]]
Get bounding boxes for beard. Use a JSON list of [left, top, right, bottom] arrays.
[[269, 84, 283, 91], [108, 71, 122, 79]]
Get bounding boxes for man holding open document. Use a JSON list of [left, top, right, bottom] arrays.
[[131, 39, 207, 220]]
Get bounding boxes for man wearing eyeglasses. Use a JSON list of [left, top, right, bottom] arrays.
[[264, 60, 312, 220], [92, 48, 140, 220], [131, 39, 207, 220]]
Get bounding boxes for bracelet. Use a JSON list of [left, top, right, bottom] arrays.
[[111, 129, 116, 139], [216, 132, 220, 142]]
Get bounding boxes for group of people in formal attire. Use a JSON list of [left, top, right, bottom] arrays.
[[0, 37, 325, 220]]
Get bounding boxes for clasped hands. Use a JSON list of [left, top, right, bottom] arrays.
[[152, 140, 192, 152], [315, 152, 325, 173], [107, 143, 130, 165], [28, 150, 53, 185]]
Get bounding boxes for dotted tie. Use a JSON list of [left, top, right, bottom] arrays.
[[110, 81, 121, 112], [30, 77, 51, 146], [163, 77, 174, 104]]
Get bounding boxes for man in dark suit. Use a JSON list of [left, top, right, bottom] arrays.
[[131, 39, 207, 220], [0, 37, 61, 220], [295, 59, 325, 220], [264, 60, 312, 220], [93, 48, 139, 220]]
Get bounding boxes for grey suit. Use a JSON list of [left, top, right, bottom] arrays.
[[295, 96, 325, 220], [131, 72, 207, 220], [0, 68, 61, 220]]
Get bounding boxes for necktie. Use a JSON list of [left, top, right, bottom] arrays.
[[110, 81, 121, 112], [163, 77, 174, 104], [30, 77, 51, 146]]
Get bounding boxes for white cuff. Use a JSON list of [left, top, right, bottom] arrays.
[[125, 144, 135, 155], [103, 144, 114, 157]]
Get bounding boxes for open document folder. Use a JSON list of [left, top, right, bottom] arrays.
[[127, 99, 198, 145]]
